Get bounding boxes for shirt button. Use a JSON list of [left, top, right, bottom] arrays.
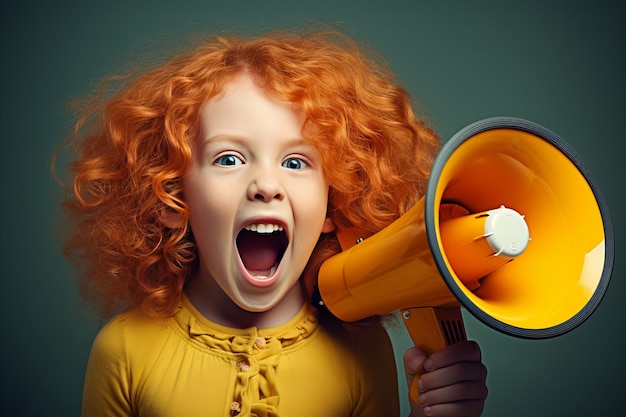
[[255, 337, 266, 348], [235, 359, 250, 372], [230, 401, 241, 416]]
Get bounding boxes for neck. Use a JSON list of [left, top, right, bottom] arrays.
[[184, 274, 307, 329]]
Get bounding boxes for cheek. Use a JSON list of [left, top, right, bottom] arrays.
[[185, 167, 230, 210], [294, 181, 329, 228], [184, 174, 237, 238]]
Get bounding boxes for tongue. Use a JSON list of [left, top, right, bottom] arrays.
[[237, 230, 282, 275]]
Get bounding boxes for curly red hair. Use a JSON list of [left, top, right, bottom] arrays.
[[59, 30, 440, 318]]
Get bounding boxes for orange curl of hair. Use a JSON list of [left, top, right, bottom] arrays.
[[59, 30, 440, 319]]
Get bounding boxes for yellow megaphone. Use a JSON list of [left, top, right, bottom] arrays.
[[314, 117, 613, 401]]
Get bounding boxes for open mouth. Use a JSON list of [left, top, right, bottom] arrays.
[[236, 223, 288, 279]]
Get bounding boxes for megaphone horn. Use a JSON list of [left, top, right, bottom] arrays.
[[314, 116, 614, 402]]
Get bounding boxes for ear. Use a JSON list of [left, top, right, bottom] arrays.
[[322, 217, 336, 233], [159, 208, 186, 229]]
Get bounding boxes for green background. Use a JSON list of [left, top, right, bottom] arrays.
[[1, 1, 624, 416]]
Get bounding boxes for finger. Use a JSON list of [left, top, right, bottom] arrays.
[[423, 340, 481, 372], [403, 347, 428, 388], [404, 347, 428, 374], [418, 379, 489, 408], [419, 361, 487, 393], [422, 399, 486, 417]]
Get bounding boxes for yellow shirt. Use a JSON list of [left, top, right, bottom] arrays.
[[82, 295, 400, 416]]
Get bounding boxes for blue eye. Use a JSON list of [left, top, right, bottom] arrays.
[[214, 154, 243, 166], [282, 158, 308, 170]]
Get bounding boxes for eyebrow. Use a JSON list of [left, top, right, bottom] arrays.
[[202, 134, 247, 144], [202, 134, 313, 149]]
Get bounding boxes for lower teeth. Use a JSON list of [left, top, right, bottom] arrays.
[[252, 264, 277, 279]]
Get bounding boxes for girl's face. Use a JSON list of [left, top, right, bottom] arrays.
[[183, 74, 334, 323]]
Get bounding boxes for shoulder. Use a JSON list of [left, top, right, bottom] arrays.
[[352, 320, 395, 364], [89, 308, 174, 360], [313, 314, 395, 366], [320, 314, 393, 346], [316, 316, 400, 415], [96, 308, 170, 339]]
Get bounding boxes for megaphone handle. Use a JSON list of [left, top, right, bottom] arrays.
[[401, 306, 467, 404]]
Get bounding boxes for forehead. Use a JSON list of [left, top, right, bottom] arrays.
[[197, 74, 306, 140]]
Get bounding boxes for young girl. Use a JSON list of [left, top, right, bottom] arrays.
[[60, 30, 488, 417]]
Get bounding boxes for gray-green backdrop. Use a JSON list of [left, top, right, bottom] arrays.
[[1, 1, 624, 416]]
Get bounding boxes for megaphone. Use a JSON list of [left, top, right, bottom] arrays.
[[313, 117, 613, 401]]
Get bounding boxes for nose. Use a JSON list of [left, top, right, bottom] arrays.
[[247, 166, 285, 202]]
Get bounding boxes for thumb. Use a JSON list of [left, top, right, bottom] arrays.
[[403, 347, 428, 389]]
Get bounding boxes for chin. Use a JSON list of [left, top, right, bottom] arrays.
[[234, 292, 283, 313]]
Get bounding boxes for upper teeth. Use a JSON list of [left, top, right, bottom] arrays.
[[245, 224, 284, 234]]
